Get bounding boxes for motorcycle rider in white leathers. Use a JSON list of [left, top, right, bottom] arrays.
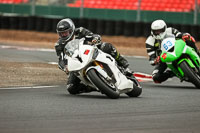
[[146, 19, 199, 83]]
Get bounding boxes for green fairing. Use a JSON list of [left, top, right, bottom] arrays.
[[160, 39, 200, 79], [184, 46, 200, 67], [177, 56, 195, 68], [167, 63, 183, 78]]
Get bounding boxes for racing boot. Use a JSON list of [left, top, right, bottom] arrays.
[[67, 72, 97, 95]]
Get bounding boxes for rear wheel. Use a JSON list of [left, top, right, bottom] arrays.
[[87, 69, 120, 99], [126, 77, 142, 97], [179, 61, 200, 88]]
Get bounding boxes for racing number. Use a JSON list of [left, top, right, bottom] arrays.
[[163, 41, 173, 51]]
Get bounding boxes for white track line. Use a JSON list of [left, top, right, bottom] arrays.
[[125, 55, 147, 58], [0, 45, 55, 52], [0, 85, 59, 90], [0, 45, 147, 58], [48, 62, 58, 65]]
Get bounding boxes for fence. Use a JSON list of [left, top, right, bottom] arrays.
[[0, 3, 200, 24], [0, 2, 200, 40]]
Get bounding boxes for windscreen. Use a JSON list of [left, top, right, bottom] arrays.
[[64, 39, 80, 57]]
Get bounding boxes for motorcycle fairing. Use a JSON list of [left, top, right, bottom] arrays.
[[66, 38, 133, 92], [92, 50, 133, 91], [160, 38, 200, 78]]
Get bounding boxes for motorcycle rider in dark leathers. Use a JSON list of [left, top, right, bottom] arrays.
[[146, 19, 199, 83], [55, 18, 133, 94]]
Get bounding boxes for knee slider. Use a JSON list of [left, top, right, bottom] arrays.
[[152, 73, 161, 83]]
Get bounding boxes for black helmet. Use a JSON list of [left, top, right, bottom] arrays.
[[56, 18, 75, 41]]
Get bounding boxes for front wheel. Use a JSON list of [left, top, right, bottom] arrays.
[[87, 69, 120, 99], [179, 61, 200, 88]]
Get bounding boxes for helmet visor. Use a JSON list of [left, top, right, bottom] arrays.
[[58, 28, 73, 39], [152, 27, 165, 36]]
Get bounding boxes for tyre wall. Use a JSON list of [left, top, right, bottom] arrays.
[[0, 15, 200, 41]]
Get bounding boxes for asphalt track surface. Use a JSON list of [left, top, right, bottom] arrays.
[[0, 45, 200, 133]]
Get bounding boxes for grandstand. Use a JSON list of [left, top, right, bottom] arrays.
[[0, 0, 28, 4], [0, 0, 199, 39], [0, 0, 199, 12], [67, 0, 199, 12]]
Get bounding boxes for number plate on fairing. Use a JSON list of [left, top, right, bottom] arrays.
[[161, 38, 175, 52]]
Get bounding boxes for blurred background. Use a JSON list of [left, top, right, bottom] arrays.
[[0, 0, 200, 40]]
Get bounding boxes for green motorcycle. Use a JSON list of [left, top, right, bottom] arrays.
[[160, 37, 200, 88]]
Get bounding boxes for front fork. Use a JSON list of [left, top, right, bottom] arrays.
[[93, 61, 103, 68], [83, 61, 103, 76]]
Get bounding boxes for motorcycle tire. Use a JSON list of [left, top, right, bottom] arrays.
[[179, 61, 200, 88], [126, 77, 142, 97], [87, 68, 120, 99], [126, 84, 142, 97]]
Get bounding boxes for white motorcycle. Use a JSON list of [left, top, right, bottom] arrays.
[[64, 38, 142, 99]]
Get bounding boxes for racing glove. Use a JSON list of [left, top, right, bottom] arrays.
[[154, 56, 161, 65], [182, 33, 196, 43], [58, 59, 68, 73], [86, 34, 101, 45], [92, 34, 101, 44]]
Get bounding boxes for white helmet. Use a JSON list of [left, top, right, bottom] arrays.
[[151, 20, 167, 40]]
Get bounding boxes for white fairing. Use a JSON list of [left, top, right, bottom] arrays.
[[161, 37, 175, 52], [65, 38, 133, 93], [67, 39, 94, 71], [94, 50, 133, 90]]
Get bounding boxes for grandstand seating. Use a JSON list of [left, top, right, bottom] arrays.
[[0, 0, 28, 4], [0, 0, 199, 12], [67, 0, 200, 12]]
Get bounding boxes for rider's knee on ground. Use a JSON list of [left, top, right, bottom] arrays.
[[67, 83, 94, 95], [67, 84, 79, 94], [152, 71, 172, 83], [152, 74, 162, 83]]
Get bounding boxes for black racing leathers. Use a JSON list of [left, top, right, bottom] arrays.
[[55, 27, 129, 94]]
